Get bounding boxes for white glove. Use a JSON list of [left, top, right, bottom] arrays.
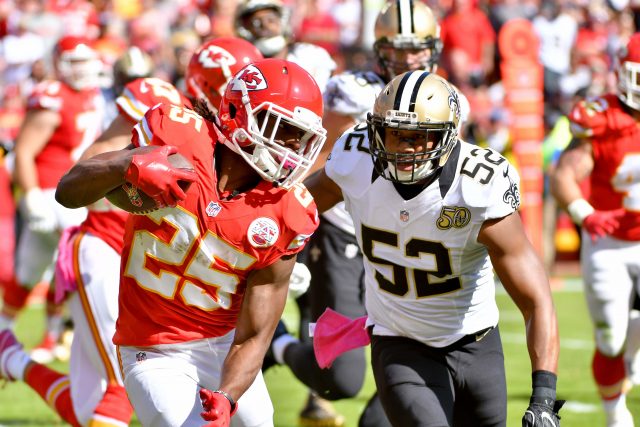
[[23, 188, 57, 233], [288, 262, 311, 300]]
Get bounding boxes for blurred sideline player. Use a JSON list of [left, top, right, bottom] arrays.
[[235, 0, 336, 93], [307, 70, 562, 427], [0, 36, 105, 364], [550, 33, 640, 427], [235, 1, 343, 423], [265, 3, 466, 426], [0, 38, 262, 426], [54, 58, 325, 426]]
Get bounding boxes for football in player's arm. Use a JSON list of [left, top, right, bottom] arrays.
[[305, 71, 562, 426]]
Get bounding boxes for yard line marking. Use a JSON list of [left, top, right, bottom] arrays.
[[561, 401, 599, 413]]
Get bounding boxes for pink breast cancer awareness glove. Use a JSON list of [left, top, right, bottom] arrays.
[[124, 145, 196, 208]]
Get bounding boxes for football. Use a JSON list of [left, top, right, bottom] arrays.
[[105, 152, 195, 214]]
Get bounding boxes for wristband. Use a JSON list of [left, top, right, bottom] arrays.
[[567, 198, 595, 226], [531, 370, 557, 404], [213, 389, 237, 414]]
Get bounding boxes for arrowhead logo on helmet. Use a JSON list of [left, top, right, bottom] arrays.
[[230, 65, 268, 91], [198, 46, 237, 69]]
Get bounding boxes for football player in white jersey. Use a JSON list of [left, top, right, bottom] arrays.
[[306, 71, 562, 427], [266, 2, 466, 426]]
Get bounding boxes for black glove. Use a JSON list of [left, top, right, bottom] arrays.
[[522, 397, 565, 426], [522, 370, 564, 427]]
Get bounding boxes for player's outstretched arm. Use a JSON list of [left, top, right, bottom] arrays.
[[478, 212, 563, 426], [303, 169, 344, 214], [204, 254, 296, 422]]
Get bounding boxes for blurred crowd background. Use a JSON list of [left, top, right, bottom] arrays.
[[1, 0, 639, 269]]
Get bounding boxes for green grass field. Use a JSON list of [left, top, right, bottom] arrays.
[[1, 280, 639, 426]]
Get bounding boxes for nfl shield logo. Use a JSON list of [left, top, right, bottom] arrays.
[[400, 210, 410, 222], [206, 201, 222, 217]]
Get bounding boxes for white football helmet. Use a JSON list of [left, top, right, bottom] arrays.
[[368, 71, 461, 184], [56, 36, 103, 91]]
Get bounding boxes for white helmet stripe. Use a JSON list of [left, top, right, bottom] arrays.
[[398, 0, 414, 36], [397, 71, 423, 111]]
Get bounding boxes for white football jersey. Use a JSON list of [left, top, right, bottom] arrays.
[[325, 124, 521, 347], [324, 70, 386, 122], [287, 42, 337, 94]]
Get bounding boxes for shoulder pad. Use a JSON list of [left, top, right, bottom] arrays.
[[456, 144, 521, 220], [325, 124, 373, 198], [281, 183, 320, 254], [568, 96, 611, 138], [28, 80, 63, 111], [117, 78, 187, 123], [323, 71, 385, 121], [132, 103, 212, 150]]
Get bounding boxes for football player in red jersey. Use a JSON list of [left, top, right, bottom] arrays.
[[54, 58, 326, 426], [0, 36, 104, 362], [0, 38, 263, 426], [551, 33, 640, 427]]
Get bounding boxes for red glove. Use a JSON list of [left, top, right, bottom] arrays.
[[200, 389, 238, 427], [124, 145, 196, 208], [582, 208, 626, 241]]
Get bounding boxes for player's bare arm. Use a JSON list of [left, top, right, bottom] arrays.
[[478, 212, 559, 373], [217, 253, 297, 401], [57, 144, 195, 209], [79, 114, 134, 161], [56, 146, 134, 208], [14, 109, 60, 191], [304, 169, 343, 214], [549, 138, 594, 209]]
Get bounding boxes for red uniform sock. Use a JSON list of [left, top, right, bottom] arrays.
[[2, 278, 30, 316], [24, 363, 80, 426], [592, 349, 627, 400]]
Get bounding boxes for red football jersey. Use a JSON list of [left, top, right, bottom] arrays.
[[569, 93, 640, 240], [116, 77, 192, 124], [81, 79, 190, 254], [113, 104, 319, 346], [29, 80, 103, 189]]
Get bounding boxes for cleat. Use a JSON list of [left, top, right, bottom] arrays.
[[30, 332, 56, 364], [262, 320, 290, 372], [299, 391, 345, 427], [0, 329, 22, 381]]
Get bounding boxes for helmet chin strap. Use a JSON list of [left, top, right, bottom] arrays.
[[255, 36, 287, 57]]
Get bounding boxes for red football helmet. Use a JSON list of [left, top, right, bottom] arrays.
[[218, 58, 326, 189], [186, 37, 263, 113], [617, 33, 640, 110], [55, 36, 102, 90]]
